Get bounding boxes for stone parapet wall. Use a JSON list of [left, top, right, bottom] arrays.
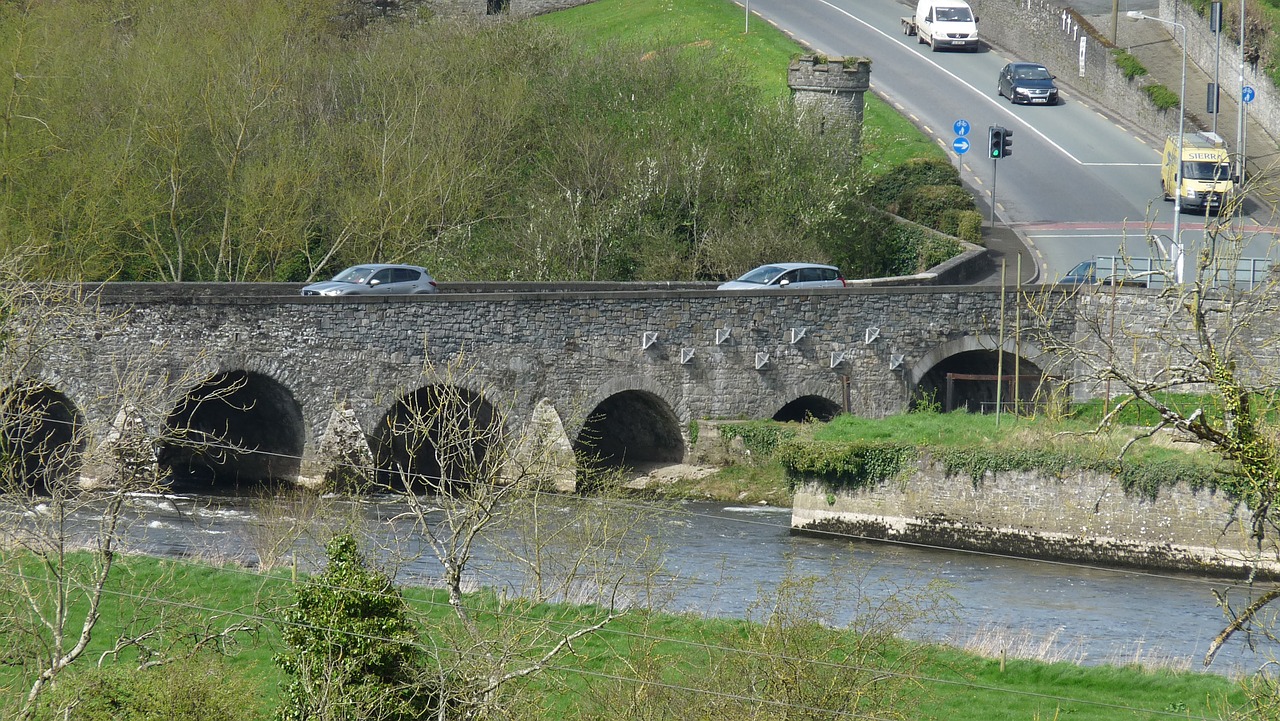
[[792, 460, 1278, 576], [424, 0, 596, 17]]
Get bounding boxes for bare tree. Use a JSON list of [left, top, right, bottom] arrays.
[[0, 269, 263, 718], [351, 352, 669, 717], [1023, 177, 1280, 673]]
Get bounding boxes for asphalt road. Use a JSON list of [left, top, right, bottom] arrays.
[[743, 0, 1276, 282]]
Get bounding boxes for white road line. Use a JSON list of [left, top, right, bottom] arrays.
[[810, 0, 1131, 168]]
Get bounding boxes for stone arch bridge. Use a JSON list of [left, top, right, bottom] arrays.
[[9, 282, 1086, 492]]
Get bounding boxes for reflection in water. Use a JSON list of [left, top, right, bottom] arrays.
[[83, 492, 1275, 675]]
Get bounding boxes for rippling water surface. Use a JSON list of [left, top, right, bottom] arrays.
[[108, 492, 1273, 676]]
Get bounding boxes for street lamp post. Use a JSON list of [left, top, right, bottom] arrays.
[[1130, 11, 1188, 284]]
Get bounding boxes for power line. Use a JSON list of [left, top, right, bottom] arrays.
[[0, 564, 1227, 721]]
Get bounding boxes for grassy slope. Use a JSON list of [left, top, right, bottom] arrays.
[[4, 553, 1244, 720], [536, 0, 945, 174]]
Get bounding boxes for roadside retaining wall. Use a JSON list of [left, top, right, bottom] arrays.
[[791, 458, 1279, 577], [1158, 0, 1280, 148]]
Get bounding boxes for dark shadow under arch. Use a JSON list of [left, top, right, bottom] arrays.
[[370, 385, 501, 495], [913, 350, 1046, 413], [158, 370, 304, 491], [573, 390, 684, 480], [0, 383, 85, 495], [773, 395, 841, 422]]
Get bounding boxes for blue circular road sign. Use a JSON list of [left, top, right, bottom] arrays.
[[1243, 86, 1256, 103], [952, 137, 970, 155], [953, 119, 971, 137]]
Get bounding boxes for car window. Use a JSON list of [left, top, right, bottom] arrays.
[[737, 265, 784, 285], [391, 268, 420, 283], [333, 266, 375, 284], [776, 270, 800, 285], [370, 269, 394, 285]]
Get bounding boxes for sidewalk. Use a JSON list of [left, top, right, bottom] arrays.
[[1088, 9, 1280, 172]]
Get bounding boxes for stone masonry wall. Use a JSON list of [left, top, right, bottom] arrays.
[[1158, 0, 1280, 145], [788, 55, 872, 153], [424, 0, 596, 18], [792, 461, 1276, 576], [40, 284, 1054, 482]]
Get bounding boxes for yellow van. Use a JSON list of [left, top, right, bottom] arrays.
[[1161, 131, 1234, 213]]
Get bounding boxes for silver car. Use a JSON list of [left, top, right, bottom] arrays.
[[717, 263, 846, 290], [300, 264, 438, 296]]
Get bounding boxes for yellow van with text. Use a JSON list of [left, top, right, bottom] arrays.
[[1161, 131, 1234, 213]]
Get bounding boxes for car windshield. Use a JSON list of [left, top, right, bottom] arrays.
[[1182, 161, 1231, 181], [936, 7, 973, 21], [735, 265, 786, 285], [331, 266, 376, 284], [1016, 66, 1052, 80], [1064, 261, 1094, 279]]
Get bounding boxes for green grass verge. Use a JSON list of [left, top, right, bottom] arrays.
[[3, 553, 1245, 719], [537, 0, 945, 175]]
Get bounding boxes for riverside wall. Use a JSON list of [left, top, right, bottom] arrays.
[[791, 459, 1277, 577]]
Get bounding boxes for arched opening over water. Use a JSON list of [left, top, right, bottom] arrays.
[[912, 350, 1047, 413], [773, 394, 841, 422], [0, 382, 85, 495], [573, 390, 684, 478], [158, 370, 304, 490], [370, 385, 502, 494]]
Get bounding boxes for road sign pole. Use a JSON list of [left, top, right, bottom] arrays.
[[990, 158, 998, 228]]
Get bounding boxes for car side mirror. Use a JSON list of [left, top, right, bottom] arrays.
[[778, 278, 790, 287], [369, 278, 381, 286]]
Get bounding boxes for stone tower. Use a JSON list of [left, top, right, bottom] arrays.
[[787, 55, 871, 155]]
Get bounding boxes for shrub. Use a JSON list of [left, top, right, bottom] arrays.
[[1144, 83, 1181, 110], [866, 157, 962, 211], [895, 184, 978, 230], [1112, 48, 1149, 79], [776, 439, 916, 488], [721, 422, 797, 457], [275, 534, 435, 721], [36, 657, 262, 721]]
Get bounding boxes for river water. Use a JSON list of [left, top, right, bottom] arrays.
[[111, 492, 1272, 676]]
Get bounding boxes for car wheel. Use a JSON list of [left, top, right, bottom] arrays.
[[1161, 180, 1172, 202], [929, 38, 940, 52], [997, 84, 1003, 98]]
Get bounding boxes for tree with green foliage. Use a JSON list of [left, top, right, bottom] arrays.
[[0, 0, 969, 286], [276, 534, 434, 721]]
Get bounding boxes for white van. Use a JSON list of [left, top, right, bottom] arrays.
[[901, 0, 981, 53]]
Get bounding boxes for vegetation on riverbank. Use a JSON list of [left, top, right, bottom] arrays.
[[8, 551, 1245, 720], [662, 395, 1232, 506]]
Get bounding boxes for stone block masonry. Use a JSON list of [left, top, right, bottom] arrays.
[[792, 459, 1278, 577]]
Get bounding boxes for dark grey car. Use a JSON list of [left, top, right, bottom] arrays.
[[301, 264, 438, 296], [997, 62, 1059, 105]]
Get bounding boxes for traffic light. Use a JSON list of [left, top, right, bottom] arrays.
[[989, 126, 1013, 159]]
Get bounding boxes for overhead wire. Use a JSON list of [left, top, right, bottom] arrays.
[[0, 563, 1229, 721]]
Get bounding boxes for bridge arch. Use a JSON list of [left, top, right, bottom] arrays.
[[772, 380, 843, 422], [158, 370, 304, 490], [369, 383, 503, 494], [0, 382, 86, 495], [908, 335, 1050, 413], [573, 377, 684, 475]]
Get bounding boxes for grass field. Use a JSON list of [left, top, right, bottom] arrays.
[[536, 0, 945, 174], [2, 553, 1247, 720]]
